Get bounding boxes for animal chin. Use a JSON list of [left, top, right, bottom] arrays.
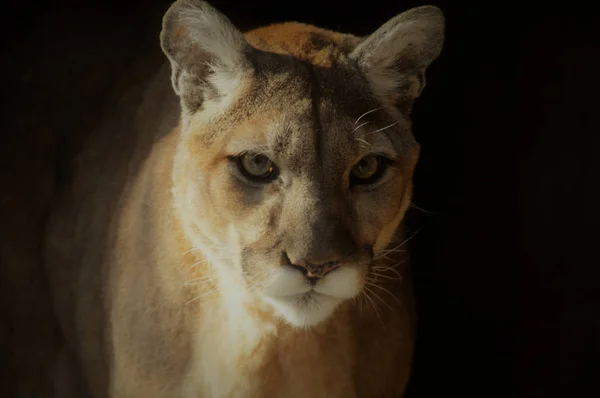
[[263, 292, 342, 327]]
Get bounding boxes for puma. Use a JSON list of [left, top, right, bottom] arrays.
[[44, 0, 445, 396]]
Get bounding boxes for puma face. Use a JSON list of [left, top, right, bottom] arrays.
[[161, 0, 444, 326]]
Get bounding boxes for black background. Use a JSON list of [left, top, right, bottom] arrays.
[[1, 0, 599, 397]]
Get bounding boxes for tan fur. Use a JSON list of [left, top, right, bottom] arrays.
[[44, 1, 444, 397], [245, 22, 362, 67]]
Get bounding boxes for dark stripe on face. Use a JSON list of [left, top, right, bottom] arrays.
[[304, 62, 324, 165]]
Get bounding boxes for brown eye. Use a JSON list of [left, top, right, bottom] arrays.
[[237, 153, 278, 182], [350, 155, 389, 186]]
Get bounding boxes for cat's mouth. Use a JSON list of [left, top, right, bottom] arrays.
[[262, 264, 364, 299], [259, 265, 365, 327]]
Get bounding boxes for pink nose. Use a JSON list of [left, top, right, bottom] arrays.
[[289, 260, 341, 282]]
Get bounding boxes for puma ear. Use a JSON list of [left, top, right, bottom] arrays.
[[160, 0, 251, 113], [350, 6, 445, 109]]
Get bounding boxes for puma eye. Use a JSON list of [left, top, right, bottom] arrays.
[[236, 153, 278, 183], [350, 155, 389, 186]]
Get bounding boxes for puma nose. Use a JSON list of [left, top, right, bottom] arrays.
[[288, 260, 341, 284]]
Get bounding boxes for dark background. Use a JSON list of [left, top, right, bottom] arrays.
[[1, 0, 599, 397]]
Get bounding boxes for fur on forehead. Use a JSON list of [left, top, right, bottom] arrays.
[[183, 71, 313, 144], [160, 0, 444, 121]]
